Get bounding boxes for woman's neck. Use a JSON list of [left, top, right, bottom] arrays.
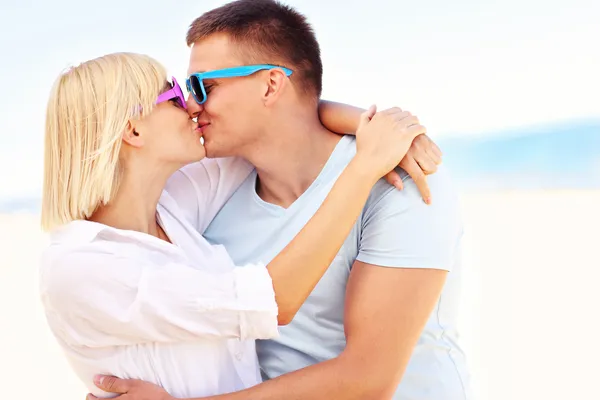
[[88, 161, 174, 239]]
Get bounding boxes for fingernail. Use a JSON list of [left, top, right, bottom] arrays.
[[94, 375, 104, 385], [425, 197, 431, 205], [394, 180, 403, 190]]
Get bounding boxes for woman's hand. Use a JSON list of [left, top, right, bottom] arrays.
[[354, 105, 427, 186], [318, 100, 442, 204], [390, 133, 442, 204]]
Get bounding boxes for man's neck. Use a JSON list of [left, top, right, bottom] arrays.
[[246, 113, 342, 208]]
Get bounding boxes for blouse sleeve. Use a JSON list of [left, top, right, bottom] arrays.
[[164, 157, 253, 233], [41, 248, 278, 348]]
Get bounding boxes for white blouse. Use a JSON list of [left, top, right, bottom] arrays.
[[39, 158, 279, 398]]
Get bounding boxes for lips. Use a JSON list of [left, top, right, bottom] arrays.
[[196, 122, 209, 145], [197, 121, 210, 132]]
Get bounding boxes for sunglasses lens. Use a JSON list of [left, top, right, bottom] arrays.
[[189, 76, 206, 104]]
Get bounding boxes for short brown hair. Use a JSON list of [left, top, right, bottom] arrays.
[[187, 0, 323, 98]]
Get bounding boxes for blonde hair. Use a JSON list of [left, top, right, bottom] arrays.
[[41, 52, 167, 231]]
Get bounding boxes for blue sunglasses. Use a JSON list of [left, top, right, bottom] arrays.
[[186, 64, 293, 105]]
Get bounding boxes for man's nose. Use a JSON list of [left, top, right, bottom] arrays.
[[186, 93, 204, 118]]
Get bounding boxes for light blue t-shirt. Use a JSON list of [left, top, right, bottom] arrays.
[[204, 135, 472, 399]]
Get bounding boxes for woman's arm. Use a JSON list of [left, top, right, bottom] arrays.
[[41, 250, 280, 347], [45, 151, 384, 347], [318, 100, 366, 134], [42, 148, 383, 347], [263, 106, 425, 324], [45, 109, 423, 349], [88, 107, 429, 398]]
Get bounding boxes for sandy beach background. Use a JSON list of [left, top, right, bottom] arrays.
[[1, 189, 598, 399]]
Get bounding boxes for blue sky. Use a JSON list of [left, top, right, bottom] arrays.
[[0, 0, 598, 199]]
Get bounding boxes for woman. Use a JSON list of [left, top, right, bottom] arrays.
[[39, 52, 427, 398]]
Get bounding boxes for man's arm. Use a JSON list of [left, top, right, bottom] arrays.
[[202, 169, 460, 399], [90, 267, 447, 400], [204, 264, 447, 400]]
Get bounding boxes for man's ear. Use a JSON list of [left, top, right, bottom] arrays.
[[263, 68, 289, 106], [122, 120, 144, 148]]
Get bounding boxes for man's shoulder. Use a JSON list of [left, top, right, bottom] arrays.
[[334, 136, 460, 215], [366, 165, 460, 215], [357, 165, 463, 271]]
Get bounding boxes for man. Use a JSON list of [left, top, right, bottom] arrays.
[[92, 0, 471, 399]]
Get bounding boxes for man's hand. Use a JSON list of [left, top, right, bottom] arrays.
[[87, 375, 173, 400], [383, 134, 443, 205]]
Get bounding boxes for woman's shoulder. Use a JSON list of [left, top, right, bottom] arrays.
[[40, 220, 153, 283], [39, 220, 158, 312]]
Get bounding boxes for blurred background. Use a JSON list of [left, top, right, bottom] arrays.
[[0, 0, 598, 398]]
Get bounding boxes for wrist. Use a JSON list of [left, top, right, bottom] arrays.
[[347, 156, 383, 186]]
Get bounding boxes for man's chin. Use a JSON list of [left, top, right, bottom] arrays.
[[204, 138, 235, 159], [203, 142, 221, 159]]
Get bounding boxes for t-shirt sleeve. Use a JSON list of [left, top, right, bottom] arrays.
[[357, 166, 463, 271], [164, 157, 254, 233]]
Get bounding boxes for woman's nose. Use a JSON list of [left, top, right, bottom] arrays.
[[186, 94, 204, 117]]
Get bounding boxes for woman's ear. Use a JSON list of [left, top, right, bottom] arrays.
[[122, 120, 144, 148]]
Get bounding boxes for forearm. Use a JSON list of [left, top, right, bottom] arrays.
[[318, 100, 365, 134], [188, 353, 392, 400], [265, 157, 377, 324]]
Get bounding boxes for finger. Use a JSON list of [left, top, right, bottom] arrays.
[[381, 106, 404, 116], [419, 135, 443, 162], [431, 140, 443, 158], [94, 375, 129, 394], [416, 154, 438, 175], [426, 146, 442, 165], [357, 104, 377, 131], [86, 395, 99, 400], [407, 124, 427, 138], [411, 134, 441, 165], [363, 104, 376, 121], [397, 115, 420, 127], [387, 111, 413, 123], [384, 170, 403, 190], [402, 157, 431, 204]]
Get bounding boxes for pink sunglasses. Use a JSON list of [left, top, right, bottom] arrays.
[[155, 77, 187, 109]]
